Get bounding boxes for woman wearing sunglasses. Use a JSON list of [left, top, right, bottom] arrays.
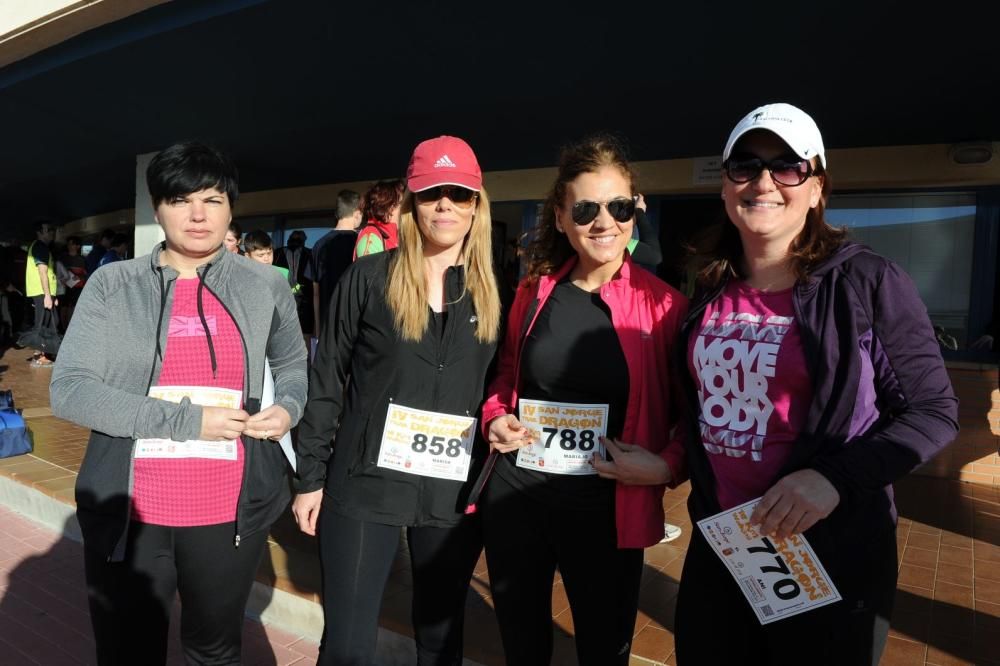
[[293, 135, 501, 665], [666, 103, 958, 664], [478, 134, 687, 665]]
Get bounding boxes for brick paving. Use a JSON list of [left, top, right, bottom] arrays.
[[0, 504, 318, 665]]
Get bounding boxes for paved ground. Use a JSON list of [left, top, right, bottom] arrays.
[[0, 504, 319, 665]]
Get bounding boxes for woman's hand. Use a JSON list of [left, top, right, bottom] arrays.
[[750, 469, 840, 539], [592, 437, 672, 485], [199, 406, 250, 440], [292, 490, 323, 536], [245, 405, 292, 441], [487, 414, 534, 453]]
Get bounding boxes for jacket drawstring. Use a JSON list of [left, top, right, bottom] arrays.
[[145, 269, 170, 390], [154, 270, 168, 360], [196, 272, 218, 379]]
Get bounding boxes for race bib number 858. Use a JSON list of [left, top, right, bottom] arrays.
[[377, 404, 476, 482]]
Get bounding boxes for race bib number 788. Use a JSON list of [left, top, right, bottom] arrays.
[[515, 399, 608, 476]]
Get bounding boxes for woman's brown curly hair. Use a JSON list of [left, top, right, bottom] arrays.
[[361, 178, 405, 223], [522, 133, 638, 282]]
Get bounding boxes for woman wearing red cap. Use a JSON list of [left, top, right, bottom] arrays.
[[477, 133, 687, 665], [644, 104, 954, 663], [293, 136, 501, 665]]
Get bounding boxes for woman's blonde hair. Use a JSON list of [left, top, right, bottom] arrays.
[[386, 188, 500, 343]]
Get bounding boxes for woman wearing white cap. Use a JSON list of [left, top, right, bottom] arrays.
[[292, 136, 501, 665], [664, 103, 958, 663]]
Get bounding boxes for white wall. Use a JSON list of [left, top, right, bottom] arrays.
[[0, 0, 80, 39]]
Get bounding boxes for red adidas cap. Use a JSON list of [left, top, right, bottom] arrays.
[[406, 135, 482, 193]]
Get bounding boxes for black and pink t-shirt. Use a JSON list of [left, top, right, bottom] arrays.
[[132, 278, 245, 526], [688, 281, 812, 510]]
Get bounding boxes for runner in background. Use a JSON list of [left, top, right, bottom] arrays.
[[626, 193, 663, 267], [353, 178, 405, 259], [58, 236, 87, 331], [479, 134, 687, 665], [224, 221, 243, 254], [306, 189, 362, 338], [293, 136, 500, 665], [24, 220, 58, 366], [661, 103, 957, 664]]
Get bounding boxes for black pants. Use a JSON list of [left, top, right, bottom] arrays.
[[674, 525, 896, 666], [482, 473, 644, 666], [83, 521, 269, 666], [31, 295, 53, 333], [317, 508, 482, 666]]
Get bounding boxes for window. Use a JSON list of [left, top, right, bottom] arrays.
[[827, 193, 977, 349]]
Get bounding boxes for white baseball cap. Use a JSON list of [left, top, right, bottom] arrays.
[[723, 103, 826, 168]]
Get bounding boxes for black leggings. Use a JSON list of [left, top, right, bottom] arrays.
[[317, 509, 482, 666], [482, 473, 644, 666], [675, 526, 896, 666], [83, 521, 269, 665]]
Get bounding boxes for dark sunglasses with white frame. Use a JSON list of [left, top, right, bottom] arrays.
[[723, 156, 817, 187]]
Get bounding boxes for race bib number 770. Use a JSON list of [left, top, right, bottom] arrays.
[[696, 498, 842, 624]]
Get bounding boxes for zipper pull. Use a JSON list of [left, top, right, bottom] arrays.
[[234, 533, 241, 548]]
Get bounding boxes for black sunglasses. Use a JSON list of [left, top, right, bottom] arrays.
[[570, 197, 636, 226], [414, 185, 478, 207], [723, 157, 815, 187]]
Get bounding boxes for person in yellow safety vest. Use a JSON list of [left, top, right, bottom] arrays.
[[25, 220, 58, 366]]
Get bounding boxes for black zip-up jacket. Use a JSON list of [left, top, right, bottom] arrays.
[[295, 251, 498, 527], [677, 242, 958, 569]]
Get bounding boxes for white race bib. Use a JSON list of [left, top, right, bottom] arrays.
[[696, 498, 842, 624], [135, 386, 242, 460], [515, 399, 608, 475], [376, 403, 476, 482]]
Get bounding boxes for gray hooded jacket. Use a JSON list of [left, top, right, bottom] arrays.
[[51, 243, 308, 559]]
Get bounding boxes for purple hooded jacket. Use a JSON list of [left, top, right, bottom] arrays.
[[677, 242, 959, 550]]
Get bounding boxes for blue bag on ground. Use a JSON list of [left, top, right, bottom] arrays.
[[0, 408, 33, 458]]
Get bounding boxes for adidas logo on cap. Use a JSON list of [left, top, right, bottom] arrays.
[[407, 136, 483, 191]]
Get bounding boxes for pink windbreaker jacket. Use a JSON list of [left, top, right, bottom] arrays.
[[481, 256, 689, 548]]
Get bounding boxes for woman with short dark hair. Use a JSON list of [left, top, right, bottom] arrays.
[[51, 141, 308, 665]]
